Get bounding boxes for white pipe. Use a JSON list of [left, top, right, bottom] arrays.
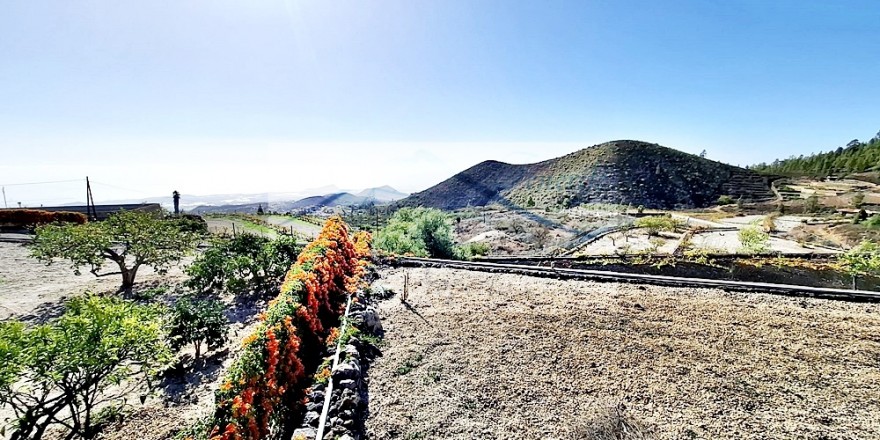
[[315, 295, 353, 440]]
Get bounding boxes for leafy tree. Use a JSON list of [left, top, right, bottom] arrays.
[[185, 234, 300, 295], [167, 297, 228, 360], [0, 296, 169, 440], [717, 195, 734, 205], [838, 240, 880, 289], [375, 207, 458, 258], [739, 226, 770, 254], [31, 211, 199, 292]]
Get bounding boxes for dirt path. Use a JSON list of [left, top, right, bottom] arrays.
[[366, 267, 880, 440], [264, 215, 322, 238]]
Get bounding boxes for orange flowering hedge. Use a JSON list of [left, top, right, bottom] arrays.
[[0, 209, 87, 227], [204, 217, 371, 440]]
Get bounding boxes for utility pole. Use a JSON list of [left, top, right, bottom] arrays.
[[85, 177, 97, 220], [1, 186, 6, 209]]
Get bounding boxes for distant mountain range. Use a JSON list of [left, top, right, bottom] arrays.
[[188, 186, 408, 214], [88, 185, 408, 214], [398, 140, 775, 210]]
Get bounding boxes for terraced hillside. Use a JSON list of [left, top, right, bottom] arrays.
[[400, 140, 775, 210]]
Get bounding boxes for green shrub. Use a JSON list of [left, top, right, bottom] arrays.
[[375, 207, 458, 259], [0, 296, 169, 439], [739, 226, 770, 254], [717, 195, 734, 205], [838, 240, 880, 289], [167, 296, 228, 360], [171, 214, 208, 234], [186, 234, 301, 295], [459, 242, 490, 259], [634, 216, 679, 236]]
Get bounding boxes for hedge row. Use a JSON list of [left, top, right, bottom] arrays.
[[198, 217, 371, 440], [0, 209, 88, 227]]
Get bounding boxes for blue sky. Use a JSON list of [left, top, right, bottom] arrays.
[[2, 0, 879, 205]]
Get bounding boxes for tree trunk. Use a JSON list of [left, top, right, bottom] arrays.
[[852, 275, 857, 290], [118, 264, 140, 295]]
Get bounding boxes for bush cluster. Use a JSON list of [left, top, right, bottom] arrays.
[[374, 207, 489, 259], [0, 209, 87, 227], [374, 207, 458, 258], [633, 216, 680, 236], [186, 234, 301, 295]]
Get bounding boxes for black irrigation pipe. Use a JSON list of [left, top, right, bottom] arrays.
[[390, 257, 880, 303], [473, 252, 837, 263]]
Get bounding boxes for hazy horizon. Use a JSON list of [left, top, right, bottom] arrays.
[[3, 1, 879, 206]]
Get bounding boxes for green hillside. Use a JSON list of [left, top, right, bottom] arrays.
[[400, 140, 775, 210]]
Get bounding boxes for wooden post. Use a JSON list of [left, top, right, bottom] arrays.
[[402, 271, 409, 302]]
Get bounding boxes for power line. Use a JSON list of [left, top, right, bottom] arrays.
[[0, 179, 82, 187], [90, 181, 150, 194]]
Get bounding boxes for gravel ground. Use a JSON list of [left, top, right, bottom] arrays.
[[366, 267, 880, 440], [579, 231, 680, 255], [688, 231, 829, 254]]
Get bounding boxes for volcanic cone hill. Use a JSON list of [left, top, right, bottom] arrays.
[[399, 140, 775, 210]]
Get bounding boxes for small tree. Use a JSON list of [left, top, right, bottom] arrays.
[[739, 226, 770, 254], [0, 296, 169, 439], [168, 296, 228, 360], [805, 194, 820, 213], [838, 240, 880, 289], [32, 211, 199, 292]]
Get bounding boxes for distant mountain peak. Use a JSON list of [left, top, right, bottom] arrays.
[[355, 185, 408, 202]]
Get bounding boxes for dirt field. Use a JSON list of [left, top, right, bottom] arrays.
[[0, 241, 190, 321], [366, 267, 880, 440]]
